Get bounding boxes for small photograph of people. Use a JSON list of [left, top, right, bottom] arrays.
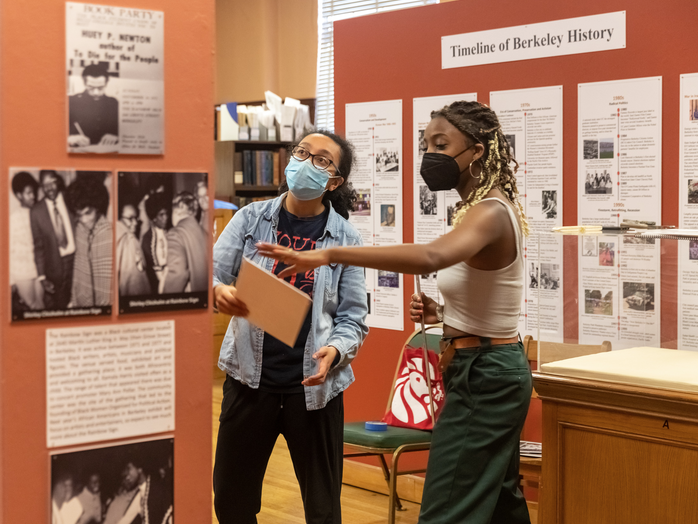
[[541, 190, 557, 219], [584, 289, 613, 316], [117, 172, 209, 314], [538, 263, 560, 290], [375, 148, 399, 173], [9, 169, 112, 321], [505, 134, 516, 158], [582, 236, 598, 256], [585, 169, 613, 195], [446, 204, 455, 227], [599, 242, 615, 267], [67, 62, 119, 153], [690, 240, 698, 260], [688, 179, 698, 204], [583, 139, 599, 159], [623, 282, 655, 312], [419, 185, 437, 215], [51, 438, 173, 524], [377, 270, 399, 288], [528, 262, 539, 289], [418, 129, 427, 158], [599, 138, 614, 159], [380, 204, 396, 227], [352, 189, 371, 216]]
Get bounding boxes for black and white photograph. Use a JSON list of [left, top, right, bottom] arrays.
[[352, 189, 371, 216], [418, 129, 427, 158], [505, 134, 516, 158], [367, 292, 371, 315], [377, 271, 399, 288], [585, 169, 613, 195], [118, 172, 209, 314], [67, 62, 120, 153], [541, 190, 557, 219], [584, 289, 613, 316], [539, 263, 560, 290], [583, 139, 598, 159], [375, 148, 399, 173], [623, 235, 655, 245], [10, 168, 112, 321], [528, 262, 539, 289], [51, 438, 173, 524], [66, 3, 164, 155], [690, 240, 698, 260], [419, 185, 437, 216], [582, 236, 598, 256], [623, 282, 655, 311], [599, 138, 614, 159], [688, 179, 698, 204], [446, 204, 455, 227], [380, 204, 396, 227], [599, 242, 615, 267]]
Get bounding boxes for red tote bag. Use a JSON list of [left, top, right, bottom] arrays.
[[382, 346, 445, 431]]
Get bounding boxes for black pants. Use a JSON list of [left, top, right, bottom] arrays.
[[45, 253, 74, 310], [213, 376, 344, 524]]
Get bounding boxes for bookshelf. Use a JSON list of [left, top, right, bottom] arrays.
[[214, 98, 315, 209], [214, 139, 290, 208]]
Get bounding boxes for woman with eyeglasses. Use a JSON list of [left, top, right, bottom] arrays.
[[116, 203, 150, 296], [259, 101, 533, 524], [212, 130, 369, 524]]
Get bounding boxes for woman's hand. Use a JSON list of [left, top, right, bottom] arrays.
[[256, 242, 330, 279], [302, 346, 338, 386], [214, 284, 249, 317], [409, 292, 440, 324]]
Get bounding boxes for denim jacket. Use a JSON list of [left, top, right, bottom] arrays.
[[213, 194, 369, 410]]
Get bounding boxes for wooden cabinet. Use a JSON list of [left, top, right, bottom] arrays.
[[534, 372, 698, 523]]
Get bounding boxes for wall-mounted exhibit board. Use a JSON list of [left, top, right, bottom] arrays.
[[346, 100, 404, 331], [333, 0, 698, 477], [0, 0, 214, 522]]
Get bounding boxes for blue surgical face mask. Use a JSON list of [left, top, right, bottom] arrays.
[[285, 157, 339, 201]]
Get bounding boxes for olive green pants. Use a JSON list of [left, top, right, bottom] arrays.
[[418, 340, 532, 524]]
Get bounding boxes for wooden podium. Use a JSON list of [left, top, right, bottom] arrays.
[[533, 348, 698, 524]]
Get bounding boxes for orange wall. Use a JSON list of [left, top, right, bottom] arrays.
[[0, 0, 214, 521], [215, 0, 318, 104], [334, 0, 698, 475]]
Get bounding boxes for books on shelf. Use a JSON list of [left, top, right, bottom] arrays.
[[238, 146, 287, 188]]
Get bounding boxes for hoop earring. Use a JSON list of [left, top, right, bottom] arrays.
[[469, 160, 480, 180]]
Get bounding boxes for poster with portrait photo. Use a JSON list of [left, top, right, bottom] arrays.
[[380, 204, 396, 227], [66, 3, 164, 154], [50, 438, 173, 524], [9, 168, 113, 321], [117, 172, 209, 314]]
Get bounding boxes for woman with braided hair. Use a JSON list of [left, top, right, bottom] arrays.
[[258, 100, 532, 523]]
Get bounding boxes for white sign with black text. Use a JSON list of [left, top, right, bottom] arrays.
[[442, 11, 625, 69]]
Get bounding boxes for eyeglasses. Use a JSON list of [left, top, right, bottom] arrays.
[[291, 146, 341, 175]]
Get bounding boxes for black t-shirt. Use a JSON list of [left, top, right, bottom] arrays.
[[259, 205, 329, 393]]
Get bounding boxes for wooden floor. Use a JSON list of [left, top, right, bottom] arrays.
[[211, 378, 422, 524], [211, 378, 537, 524]]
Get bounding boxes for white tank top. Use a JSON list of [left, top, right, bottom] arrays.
[[436, 197, 523, 338]]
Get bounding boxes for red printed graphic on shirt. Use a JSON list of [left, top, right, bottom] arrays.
[[272, 232, 316, 297]]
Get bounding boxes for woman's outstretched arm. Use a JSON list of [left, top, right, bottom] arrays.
[[257, 200, 510, 277]]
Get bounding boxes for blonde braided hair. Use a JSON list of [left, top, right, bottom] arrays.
[[432, 101, 530, 236]]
